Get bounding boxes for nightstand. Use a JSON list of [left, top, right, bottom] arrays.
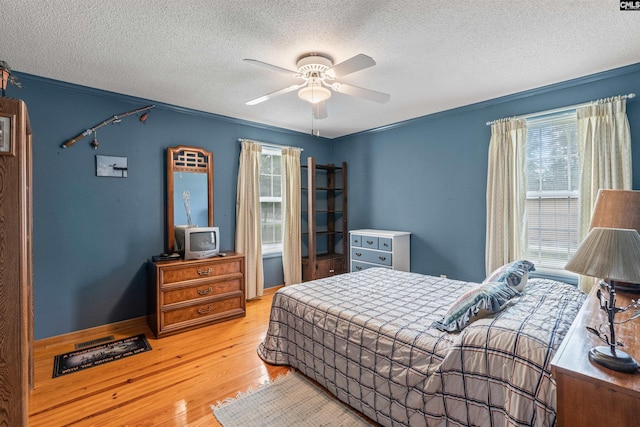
[[551, 285, 640, 426]]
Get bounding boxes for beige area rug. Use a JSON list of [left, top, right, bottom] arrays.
[[212, 370, 375, 426]]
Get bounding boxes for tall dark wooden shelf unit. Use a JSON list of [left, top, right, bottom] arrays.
[[301, 157, 347, 281]]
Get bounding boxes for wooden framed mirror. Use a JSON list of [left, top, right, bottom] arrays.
[[166, 146, 214, 252]]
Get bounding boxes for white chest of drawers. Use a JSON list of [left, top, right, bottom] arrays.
[[349, 229, 411, 272]]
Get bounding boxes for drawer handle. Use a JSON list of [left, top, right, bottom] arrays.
[[378, 256, 387, 261], [197, 286, 212, 295], [198, 305, 212, 315], [356, 266, 362, 271], [383, 243, 389, 247], [355, 252, 362, 257], [197, 267, 213, 276], [329, 269, 335, 273], [367, 240, 374, 245]]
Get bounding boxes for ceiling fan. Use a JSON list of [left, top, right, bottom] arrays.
[[244, 53, 390, 119]]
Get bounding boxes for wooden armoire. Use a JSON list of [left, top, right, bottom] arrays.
[[0, 97, 33, 426]]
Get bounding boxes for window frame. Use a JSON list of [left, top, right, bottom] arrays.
[[524, 112, 580, 279], [259, 146, 283, 256]]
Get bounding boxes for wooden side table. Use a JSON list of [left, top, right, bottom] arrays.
[[551, 285, 640, 426]]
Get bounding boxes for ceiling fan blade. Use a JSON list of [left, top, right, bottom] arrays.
[[331, 82, 391, 103], [245, 84, 304, 105], [243, 59, 300, 76], [312, 101, 328, 120], [328, 54, 376, 77]]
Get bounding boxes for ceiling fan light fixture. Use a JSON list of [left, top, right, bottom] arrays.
[[298, 84, 331, 104]]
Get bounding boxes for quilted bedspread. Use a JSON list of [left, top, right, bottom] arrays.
[[257, 268, 586, 427]]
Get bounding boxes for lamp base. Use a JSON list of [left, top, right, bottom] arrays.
[[589, 346, 640, 373]]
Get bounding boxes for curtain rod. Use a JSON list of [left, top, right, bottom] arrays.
[[237, 138, 304, 151], [485, 92, 636, 126]]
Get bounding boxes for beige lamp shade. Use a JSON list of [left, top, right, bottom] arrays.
[[589, 189, 640, 232], [565, 227, 640, 283]]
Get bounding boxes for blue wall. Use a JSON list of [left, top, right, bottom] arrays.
[[11, 74, 333, 339], [334, 63, 640, 282], [11, 62, 640, 339]]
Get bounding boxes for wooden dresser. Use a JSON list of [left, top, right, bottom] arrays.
[[551, 285, 640, 426], [147, 253, 245, 338]]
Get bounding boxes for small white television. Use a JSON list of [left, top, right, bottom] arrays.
[[183, 227, 220, 260]]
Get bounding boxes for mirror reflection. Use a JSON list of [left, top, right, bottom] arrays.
[[174, 172, 209, 228]]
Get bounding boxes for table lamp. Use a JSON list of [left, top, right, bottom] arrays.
[[589, 189, 640, 292], [565, 227, 640, 372]]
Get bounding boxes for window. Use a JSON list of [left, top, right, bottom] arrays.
[[259, 147, 282, 254], [525, 113, 579, 272]]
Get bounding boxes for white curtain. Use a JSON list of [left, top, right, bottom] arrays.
[[576, 97, 632, 292], [235, 140, 264, 299], [485, 118, 528, 275], [281, 147, 302, 285]]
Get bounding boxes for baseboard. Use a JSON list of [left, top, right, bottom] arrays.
[[35, 316, 149, 348], [264, 285, 283, 295], [36, 288, 281, 347]]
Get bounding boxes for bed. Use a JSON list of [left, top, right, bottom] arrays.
[[257, 268, 586, 427]]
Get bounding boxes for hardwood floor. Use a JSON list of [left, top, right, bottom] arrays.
[[29, 287, 288, 426]]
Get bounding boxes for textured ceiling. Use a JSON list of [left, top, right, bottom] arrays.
[[2, 1, 639, 138]]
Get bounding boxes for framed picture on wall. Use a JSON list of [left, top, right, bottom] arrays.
[[96, 155, 128, 178], [0, 114, 14, 155]]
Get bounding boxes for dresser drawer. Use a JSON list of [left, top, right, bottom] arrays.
[[379, 237, 392, 251], [351, 234, 362, 247], [351, 248, 392, 266], [160, 257, 242, 284], [361, 236, 379, 249], [162, 277, 242, 305], [161, 294, 244, 329], [352, 260, 390, 272]]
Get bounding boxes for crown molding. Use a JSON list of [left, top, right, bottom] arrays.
[[335, 61, 640, 141], [13, 71, 327, 140]]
